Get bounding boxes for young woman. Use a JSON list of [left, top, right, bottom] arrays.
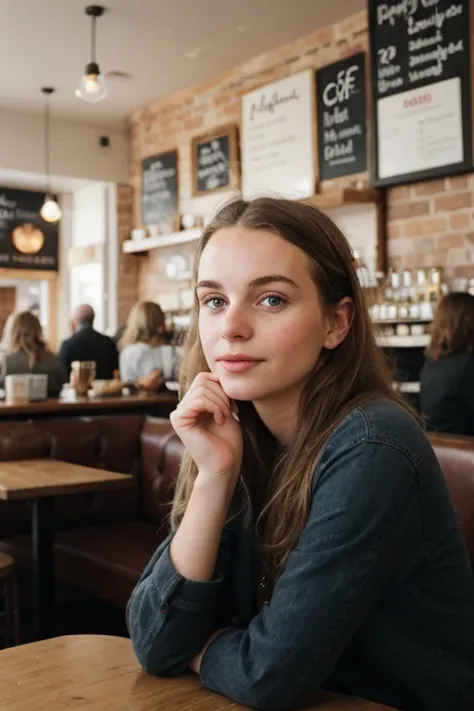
[[119, 301, 175, 390], [0, 311, 63, 397], [128, 198, 474, 711], [420, 292, 474, 435]]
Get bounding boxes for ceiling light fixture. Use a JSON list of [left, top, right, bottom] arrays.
[[40, 87, 61, 224], [75, 5, 107, 103]]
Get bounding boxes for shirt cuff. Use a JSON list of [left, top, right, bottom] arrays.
[[152, 543, 226, 612]]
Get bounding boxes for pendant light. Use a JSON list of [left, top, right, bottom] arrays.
[[75, 5, 107, 103], [40, 87, 61, 224]]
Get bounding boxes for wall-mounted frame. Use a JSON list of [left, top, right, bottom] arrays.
[[141, 150, 179, 229], [191, 125, 240, 197], [369, 0, 473, 187]]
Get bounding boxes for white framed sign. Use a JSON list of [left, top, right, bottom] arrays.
[[241, 71, 315, 200], [377, 78, 463, 180]]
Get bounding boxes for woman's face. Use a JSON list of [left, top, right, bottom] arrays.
[[196, 226, 349, 404]]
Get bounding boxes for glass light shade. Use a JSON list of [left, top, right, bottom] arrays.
[[75, 69, 107, 103], [40, 196, 62, 223]]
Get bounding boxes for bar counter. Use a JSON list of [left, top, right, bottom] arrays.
[[0, 393, 178, 421]]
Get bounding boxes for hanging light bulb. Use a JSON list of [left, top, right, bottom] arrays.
[[76, 6, 107, 103], [40, 88, 61, 224], [40, 194, 62, 223]]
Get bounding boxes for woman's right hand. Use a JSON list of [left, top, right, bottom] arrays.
[[170, 372, 243, 484]]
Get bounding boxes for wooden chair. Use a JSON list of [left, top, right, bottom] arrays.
[[0, 553, 20, 647]]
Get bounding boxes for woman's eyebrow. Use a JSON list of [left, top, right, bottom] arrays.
[[196, 274, 299, 290]]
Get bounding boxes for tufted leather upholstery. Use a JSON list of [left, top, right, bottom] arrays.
[[0, 415, 183, 608], [428, 433, 474, 567]]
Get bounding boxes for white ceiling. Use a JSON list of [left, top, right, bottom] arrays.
[[0, 0, 364, 130], [0, 169, 93, 193]]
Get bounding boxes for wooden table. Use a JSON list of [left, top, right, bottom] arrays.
[[0, 460, 133, 640], [0, 635, 396, 710], [0, 393, 178, 421]]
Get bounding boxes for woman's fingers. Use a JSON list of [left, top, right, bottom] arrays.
[[187, 373, 232, 417], [172, 388, 231, 428]]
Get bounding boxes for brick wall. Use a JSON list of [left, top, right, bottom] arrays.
[[387, 175, 474, 281], [125, 9, 474, 304], [116, 184, 139, 326]]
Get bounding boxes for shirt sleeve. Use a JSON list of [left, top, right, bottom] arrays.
[[200, 438, 418, 711], [128, 525, 236, 676]]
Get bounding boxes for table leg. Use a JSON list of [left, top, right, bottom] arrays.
[[32, 497, 54, 640]]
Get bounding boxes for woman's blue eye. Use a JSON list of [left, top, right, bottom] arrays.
[[206, 297, 225, 309], [262, 296, 284, 308]]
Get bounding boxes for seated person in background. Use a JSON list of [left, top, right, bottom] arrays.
[[59, 304, 118, 381], [0, 311, 63, 397], [420, 291, 474, 435], [119, 301, 175, 390]]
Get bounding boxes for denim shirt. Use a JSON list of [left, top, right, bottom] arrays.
[[128, 400, 474, 711]]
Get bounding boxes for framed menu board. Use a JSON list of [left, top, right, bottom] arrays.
[[369, 0, 472, 186], [316, 52, 367, 180], [141, 150, 178, 228], [192, 125, 240, 196], [241, 70, 315, 200], [0, 187, 59, 271]]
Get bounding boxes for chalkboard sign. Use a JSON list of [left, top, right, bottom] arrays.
[[369, 0, 472, 186], [316, 53, 367, 181], [0, 187, 59, 271], [192, 125, 240, 196], [141, 150, 178, 228]]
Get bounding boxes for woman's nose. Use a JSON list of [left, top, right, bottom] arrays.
[[220, 305, 253, 341]]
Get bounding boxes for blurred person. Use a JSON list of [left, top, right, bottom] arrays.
[[59, 304, 118, 381], [119, 301, 176, 390], [421, 291, 474, 435], [0, 311, 63, 397]]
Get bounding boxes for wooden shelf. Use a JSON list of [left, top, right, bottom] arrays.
[[301, 188, 380, 210], [122, 228, 202, 254], [122, 189, 379, 255]]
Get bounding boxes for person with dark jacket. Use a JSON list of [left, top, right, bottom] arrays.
[[59, 304, 118, 381], [420, 292, 474, 435]]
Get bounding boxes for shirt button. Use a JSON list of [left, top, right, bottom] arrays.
[[159, 602, 168, 614]]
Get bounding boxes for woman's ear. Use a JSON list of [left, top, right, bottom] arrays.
[[323, 297, 354, 350]]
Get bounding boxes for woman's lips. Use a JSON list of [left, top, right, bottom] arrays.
[[218, 359, 262, 374]]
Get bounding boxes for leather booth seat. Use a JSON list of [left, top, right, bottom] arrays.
[[0, 415, 184, 608], [0, 417, 471, 611], [428, 433, 474, 566]]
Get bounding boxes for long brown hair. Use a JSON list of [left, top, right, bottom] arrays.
[[118, 301, 166, 351], [172, 197, 409, 580], [10, 311, 50, 368], [426, 292, 474, 361]]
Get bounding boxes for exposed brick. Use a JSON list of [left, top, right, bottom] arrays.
[[415, 179, 446, 195], [388, 201, 430, 220], [388, 186, 412, 203], [414, 237, 436, 253], [434, 192, 473, 212], [450, 212, 471, 230], [437, 233, 464, 251], [387, 222, 401, 239], [184, 116, 204, 131], [449, 175, 469, 190]]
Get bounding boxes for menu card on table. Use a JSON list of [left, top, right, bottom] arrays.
[[369, 0, 472, 186]]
